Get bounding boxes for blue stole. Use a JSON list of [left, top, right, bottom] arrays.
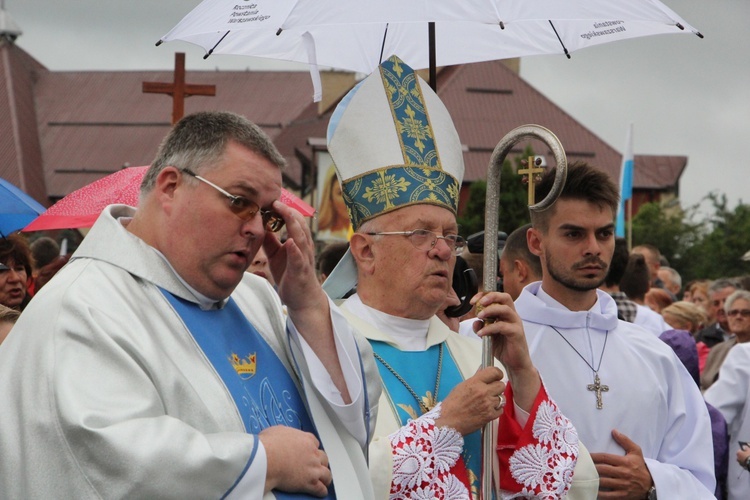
[[162, 290, 335, 499], [372, 341, 482, 497]]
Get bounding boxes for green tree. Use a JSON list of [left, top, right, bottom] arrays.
[[679, 194, 750, 281], [632, 194, 750, 282], [631, 201, 701, 270], [457, 146, 535, 238]]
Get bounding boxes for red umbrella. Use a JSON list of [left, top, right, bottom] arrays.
[[279, 187, 315, 217], [23, 166, 315, 232]]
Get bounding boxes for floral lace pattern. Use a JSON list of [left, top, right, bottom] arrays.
[[388, 403, 469, 500], [507, 400, 579, 499]]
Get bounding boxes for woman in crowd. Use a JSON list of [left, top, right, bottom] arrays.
[[685, 279, 711, 315], [662, 300, 710, 371], [0, 234, 34, 311]]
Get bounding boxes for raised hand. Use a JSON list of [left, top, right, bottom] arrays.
[[263, 200, 325, 313]]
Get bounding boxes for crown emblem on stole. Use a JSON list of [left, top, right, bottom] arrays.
[[230, 352, 257, 379]]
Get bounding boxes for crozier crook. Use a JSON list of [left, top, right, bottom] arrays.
[[480, 125, 567, 499]]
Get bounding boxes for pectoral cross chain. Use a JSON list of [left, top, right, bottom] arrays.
[[587, 373, 609, 410]]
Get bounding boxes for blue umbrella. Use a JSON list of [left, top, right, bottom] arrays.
[[0, 178, 46, 237]]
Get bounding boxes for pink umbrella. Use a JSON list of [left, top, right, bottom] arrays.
[[23, 166, 315, 232], [279, 188, 315, 217]]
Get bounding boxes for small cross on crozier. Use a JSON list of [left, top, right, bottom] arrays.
[[587, 373, 609, 409], [518, 155, 546, 205]]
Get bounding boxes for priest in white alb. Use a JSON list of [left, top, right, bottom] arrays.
[[0, 111, 378, 499]]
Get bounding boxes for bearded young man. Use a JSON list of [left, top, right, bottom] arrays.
[[515, 162, 716, 499]]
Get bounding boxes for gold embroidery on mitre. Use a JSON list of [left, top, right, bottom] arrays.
[[398, 105, 431, 154], [363, 171, 411, 209], [230, 352, 257, 378], [447, 182, 460, 203], [392, 58, 404, 78]]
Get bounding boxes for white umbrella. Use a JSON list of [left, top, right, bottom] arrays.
[[159, 0, 702, 99]]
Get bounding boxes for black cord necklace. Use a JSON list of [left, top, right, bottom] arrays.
[[550, 326, 609, 410]]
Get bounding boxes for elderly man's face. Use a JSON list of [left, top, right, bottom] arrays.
[[712, 286, 737, 330], [365, 205, 458, 320], [727, 297, 750, 340], [0, 260, 27, 309]]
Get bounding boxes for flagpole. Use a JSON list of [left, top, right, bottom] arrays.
[[616, 123, 634, 242], [627, 197, 632, 251]]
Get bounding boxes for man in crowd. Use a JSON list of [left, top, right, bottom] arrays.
[[516, 162, 716, 498], [28, 235, 69, 294], [620, 252, 671, 336], [599, 237, 638, 322], [458, 224, 541, 338], [701, 289, 750, 391], [658, 266, 682, 299], [324, 56, 597, 499], [696, 278, 739, 348], [498, 223, 542, 301], [0, 111, 377, 498], [631, 244, 664, 288]]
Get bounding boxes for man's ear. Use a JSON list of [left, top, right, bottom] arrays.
[[527, 227, 543, 257], [514, 259, 528, 282], [153, 167, 182, 214], [349, 233, 375, 276]]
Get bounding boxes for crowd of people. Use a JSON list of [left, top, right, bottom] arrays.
[[0, 55, 745, 499]]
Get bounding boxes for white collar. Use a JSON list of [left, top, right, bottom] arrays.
[[343, 294, 430, 351], [515, 282, 620, 331]]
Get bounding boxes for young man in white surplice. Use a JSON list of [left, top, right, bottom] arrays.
[[516, 162, 716, 499]]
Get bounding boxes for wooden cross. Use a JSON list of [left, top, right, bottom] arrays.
[[518, 155, 546, 205], [143, 52, 216, 125], [587, 373, 609, 410]]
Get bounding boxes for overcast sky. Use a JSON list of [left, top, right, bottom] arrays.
[[6, 0, 749, 216]]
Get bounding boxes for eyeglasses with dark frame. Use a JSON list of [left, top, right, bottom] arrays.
[[365, 229, 466, 255], [179, 168, 285, 232], [727, 309, 750, 318]]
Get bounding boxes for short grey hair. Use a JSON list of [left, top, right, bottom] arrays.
[[725, 289, 750, 314], [660, 266, 682, 289], [357, 218, 380, 234], [141, 111, 286, 193], [709, 278, 739, 296]]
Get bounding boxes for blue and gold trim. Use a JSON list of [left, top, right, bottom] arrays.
[[342, 166, 459, 230], [340, 56, 459, 229], [380, 57, 441, 169]]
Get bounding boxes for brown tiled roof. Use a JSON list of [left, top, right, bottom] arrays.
[[435, 61, 685, 189], [1, 42, 685, 208], [33, 62, 314, 199]]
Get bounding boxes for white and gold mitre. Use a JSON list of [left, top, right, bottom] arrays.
[[326, 55, 464, 230]]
